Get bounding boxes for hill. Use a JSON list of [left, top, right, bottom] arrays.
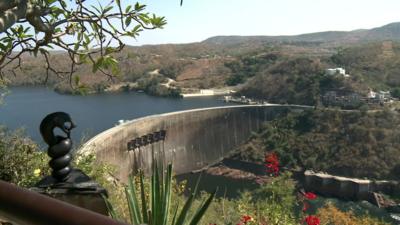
[[3, 22, 400, 97], [203, 22, 400, 46]]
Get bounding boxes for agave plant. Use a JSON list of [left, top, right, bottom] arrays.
[[105, 163, 216, 225]]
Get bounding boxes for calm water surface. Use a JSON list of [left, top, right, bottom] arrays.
[[0, 86, 232, 146]]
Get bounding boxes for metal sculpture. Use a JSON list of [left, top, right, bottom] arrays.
[[39, 112, 76, 181]]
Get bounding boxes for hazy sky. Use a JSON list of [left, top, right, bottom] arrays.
[[125, 0, 400, 46]]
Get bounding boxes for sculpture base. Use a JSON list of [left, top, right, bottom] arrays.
[[31, 169, 108, 215]]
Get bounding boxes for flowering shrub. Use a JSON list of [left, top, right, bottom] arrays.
[[265, 152, 280, 176], [260, 150, 321, 225], [303, 192, 317, 200], [300, 191, 320, 225], [304, 215, 320, 225], [238, 215, 254, 224]]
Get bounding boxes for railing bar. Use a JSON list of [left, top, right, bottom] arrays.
[[0, 180, 129, 225]]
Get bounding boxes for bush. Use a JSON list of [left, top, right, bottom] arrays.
[[0, 127, 49, 187], [317, 202, 391, 225]]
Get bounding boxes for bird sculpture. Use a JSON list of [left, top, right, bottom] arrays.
[[39, 112, 76, 182]]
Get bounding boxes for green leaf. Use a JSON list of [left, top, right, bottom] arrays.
[[79, 54, 88, 63], [175, 173, 202, 225], [125, 5, 132, 13], [139, 171, 149, 224], [138, 14, 150, 25], [92, 57, 103, 73], [174, 194, 194, 225], [54, 27, 62, 33], [45, 0, 57, 5], [126, 176, 142, 225], [77, 32, 82, 42], [171, 203, 179, 225], [74, 75, 80, 86], [135, 2, 145, 11], [83, 34, 90, 44], [125, 17, 132, 27], [162, 164, 172, 225], [103, 5, 113, 14], [73, 42, 80, 52], [91, 5, 102, 15], [189, 188, 217, 225], [0, 43, 7, 51], [151, 162, 161, 224], [132, 24, 142, 33], [102, 194, 120, 220]]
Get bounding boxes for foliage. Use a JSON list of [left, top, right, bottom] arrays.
[[330, 41, 400, 91], [225, 52, 280, 86], [0, 0, 166, 87], [137, 74, 181, 97], [316, 202, 391, 225], [390, 87, 400, 98], [232, 172, 299, 225], [159, 61, 191, 80], [73, 151, 115, 187], [234, 108, 400, 179], [0, 127, 49, 187], [105, 163, 216, 225], [238, 57, 326, 105], [0, 124, 118, 190]]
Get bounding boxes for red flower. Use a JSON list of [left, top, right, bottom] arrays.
[[304, 215, 320, 225], [241, 215, 253, 224], [303, 192, 317, 200], [265, 152, 280, 176]]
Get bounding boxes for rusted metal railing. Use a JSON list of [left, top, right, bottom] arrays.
[[0, 180, 129, 225]]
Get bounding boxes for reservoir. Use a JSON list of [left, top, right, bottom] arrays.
[[0, 86, 232, 146]]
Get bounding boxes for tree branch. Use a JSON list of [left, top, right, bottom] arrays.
[[0, 0, 19, 11], [0, 0, 27, 33]]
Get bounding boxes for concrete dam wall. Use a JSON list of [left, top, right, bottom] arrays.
[[79, 105, 310, 181]]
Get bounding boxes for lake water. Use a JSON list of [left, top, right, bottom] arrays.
[[0, 86, 232, 146]]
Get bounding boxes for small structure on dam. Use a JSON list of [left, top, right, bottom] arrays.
[[79, 105, 311, 181]]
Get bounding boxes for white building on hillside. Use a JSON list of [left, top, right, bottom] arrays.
[[367, 89, 391, 102], [367, 89, 376, 99], [325, 68, 350, 77]]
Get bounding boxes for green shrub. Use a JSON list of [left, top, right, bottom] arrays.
[[0, 127, 49, 187]]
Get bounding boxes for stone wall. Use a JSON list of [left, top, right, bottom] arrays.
[[304, 170, 400, 200]]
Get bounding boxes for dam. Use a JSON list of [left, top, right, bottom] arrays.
[[79, 104, 400, 206], [79, 105, 311, 180]]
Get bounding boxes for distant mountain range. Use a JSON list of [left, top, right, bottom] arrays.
[[7, 22, 400, 96], [203, 22, 400, 46]]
